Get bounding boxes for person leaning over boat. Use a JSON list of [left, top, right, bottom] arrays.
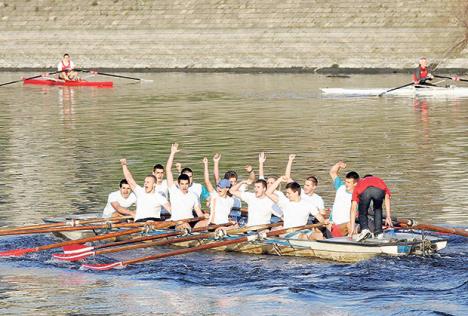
[[328, 161, 359, 237], [102, 179, 137, 219], [412, 57, 434, 85], [166, 144, 206, 227], [120, 158, 171, 222], [57, 53, 80, 81], [350, 175, 393, 241], [266, 176, 327, 240], [230, 178, 278, 226], [195, 157, 237, 229]]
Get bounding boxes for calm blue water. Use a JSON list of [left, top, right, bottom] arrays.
[[0, 72, 467, 315]]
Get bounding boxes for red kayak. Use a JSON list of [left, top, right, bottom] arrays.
[[23, 79, 113, 88]]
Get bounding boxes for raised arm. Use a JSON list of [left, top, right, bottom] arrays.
[[245, 164, 256, 183], [329, 161, 346, 181], [120, 159, 137, 190], [285, 154, 295, 181], [213, 153, 221, 183], [265, 176, 284, 204], [258, 152, 266, 179], [166, 143, 180, 187], [229, 179, 248, 198], [203, 157, 215, 193]]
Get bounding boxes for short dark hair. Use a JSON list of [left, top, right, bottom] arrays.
[[119, 179, 129, 188], [178, 174, 190, 183], [306, 176, 318, 186], [363, 174, 373, 178], [255, 179, 267, 189], [286, 182, 301, 194], [153, 164, 164, 172], [345, 171, 360, 180], [63, 53, 70, 57], [181, 167, 193, 174], [224, 170, 238, 180]]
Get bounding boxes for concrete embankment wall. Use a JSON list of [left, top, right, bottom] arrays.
[[0, 0, 467, 72]]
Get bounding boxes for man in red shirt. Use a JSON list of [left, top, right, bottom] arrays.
[[349, 175, 393, 241]]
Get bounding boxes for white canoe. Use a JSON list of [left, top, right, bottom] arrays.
[[321, 85, 468, 97]]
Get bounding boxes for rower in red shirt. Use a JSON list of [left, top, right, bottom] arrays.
[[412, 57, 434, 85], [57, 53, 80, 81], [350, 175, 393, 241]]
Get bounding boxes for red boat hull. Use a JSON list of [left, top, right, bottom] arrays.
[[23, 79, 113, 88]]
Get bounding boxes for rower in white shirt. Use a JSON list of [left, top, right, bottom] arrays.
[[266, 176, 327, 240], [120, 159, 171, 222], [166, 143, 206, 226], [57, 53, 80, 81], [230, 178, 278, 227], [152, 163, 169, 216], [102, 179, 137, 218]]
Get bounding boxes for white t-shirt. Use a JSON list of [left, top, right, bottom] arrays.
[[102, 190, 137, 218], [240, 192, 274, 226], [209, 191, 234, 224], [278, 196, 314, 228], [155, 180, 169, 213], [272, 190, 286, 217], [57, 60, 75, 71], [189, 182, 202, 199], [301, 190, 324, 216], [168, 185, 199, 221], [133, 185, 169, 221], [331, 184, 352, 225], [232, 183, 248, 209]]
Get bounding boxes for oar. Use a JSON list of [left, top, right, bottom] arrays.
[[434, 74, 468, 83], [0, 216, 132, 234], [53, 222, 238, 261], [75, 69, 153, 83], [396, 218, 468, 237], [378, 82, 414, 97], [0, 218, 201, 257], [81, 223, 321, 271], [0, 70, 61, 87], [0, 219, 178, 236]]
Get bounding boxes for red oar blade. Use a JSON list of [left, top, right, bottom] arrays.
[[81, 261, 124, 271], [0, 248, 35, 257], [62, 244, 94, 254], [53, 251, 95, 262]]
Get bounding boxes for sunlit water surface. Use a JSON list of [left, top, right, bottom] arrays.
[[0, 73, 466, 315]]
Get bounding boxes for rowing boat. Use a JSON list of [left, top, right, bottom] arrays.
[[43, 214, 448, 263], [23, 78, 113, 87], [321, 85, 468, 97]]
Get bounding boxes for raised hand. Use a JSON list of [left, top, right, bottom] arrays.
[[175, 162, 182, 173], [337, 161, 346, 169], [259, 152, 266, 163], [288, 154, 296, 161], [213, 153, 221, 162], [244, 164, 253, 173], [170, 143, 180, 154], [120, 158, 127, 166], [203, 157, 208, 165]]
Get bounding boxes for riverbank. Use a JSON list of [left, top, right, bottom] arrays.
[[0, 0, 467, 70]]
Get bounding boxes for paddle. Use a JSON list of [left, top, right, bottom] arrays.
[[75, 69, 153, 83], [53, 222, 238, 262], [0, 218, 201, 257], [81, 223, 322, 271], [0, 70, 61, 87], [0, 216, 132, 234], [434, 74, 468, 83], [396, 218, 468, 237], [378, 82, 414, 97]]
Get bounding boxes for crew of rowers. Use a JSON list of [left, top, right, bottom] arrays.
[[102, 144, 393, 242]]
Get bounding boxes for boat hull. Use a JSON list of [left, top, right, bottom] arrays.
[[24, 79, 113, 87], [321, 86, 468, 97]]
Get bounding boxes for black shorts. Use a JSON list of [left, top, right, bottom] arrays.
[[135, 217, 163, 223]]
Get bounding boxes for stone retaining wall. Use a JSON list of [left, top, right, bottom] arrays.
[[0, 0, 467, 71]]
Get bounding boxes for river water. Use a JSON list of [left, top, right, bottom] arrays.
[[0, 73, 466, 315]]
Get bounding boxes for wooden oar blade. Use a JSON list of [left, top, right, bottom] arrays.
[[81, 261, 124, 271], [53, 251, 95, 262], [0, 248, 35, 257]]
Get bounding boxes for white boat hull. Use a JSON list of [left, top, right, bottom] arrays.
[[321, 86, 468, 97]]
